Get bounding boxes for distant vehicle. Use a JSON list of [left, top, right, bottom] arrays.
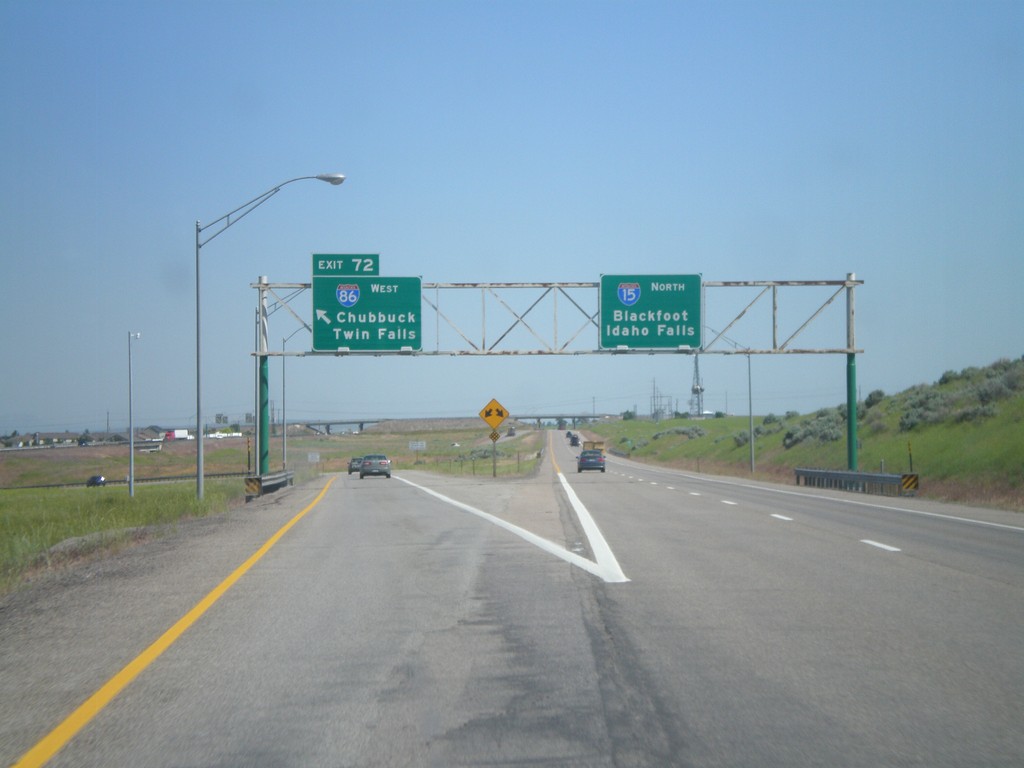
[[347, 457, 363, 475], [86, 475, 106, 487], [577, 450, 606, 473], [565, 431, 573, 439], [583, 440, 604, 452], [569, 434, 580, 447], [164, 429, 192, 440], [360, 454, 392, 479]]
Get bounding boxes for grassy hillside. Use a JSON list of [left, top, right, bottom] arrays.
[[587, 356, 1024, 511]]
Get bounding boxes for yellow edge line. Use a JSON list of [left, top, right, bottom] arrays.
[[549, 431, 562, 474], [13, 476, 337, 768]]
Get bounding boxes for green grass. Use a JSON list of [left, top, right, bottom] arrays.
[[0, 480, 244, 594]]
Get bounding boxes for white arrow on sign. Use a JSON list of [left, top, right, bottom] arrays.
[[316, 309, 331, 324]]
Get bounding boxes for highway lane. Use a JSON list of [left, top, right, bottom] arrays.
[[559, 437, 1024, 766], [598, 449, 1024, 587], [3, 435, 1023, 767]]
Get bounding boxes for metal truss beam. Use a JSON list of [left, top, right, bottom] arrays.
[[253, 276, 863, 357]]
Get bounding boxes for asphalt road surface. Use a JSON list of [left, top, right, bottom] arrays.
[[2, 432, 1022, 767]]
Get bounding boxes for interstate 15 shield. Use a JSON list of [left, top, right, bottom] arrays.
[[617, 282, 641, 306]]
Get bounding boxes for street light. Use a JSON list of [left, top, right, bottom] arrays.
[[128, 332, 141, 497], [195, 173, 345, 499]]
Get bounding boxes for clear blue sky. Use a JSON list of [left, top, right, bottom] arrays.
[[1, 0, 1021, 435]]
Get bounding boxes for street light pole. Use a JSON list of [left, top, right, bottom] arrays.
[[194, 173, 344, 499], [128, 332, 141, 497]]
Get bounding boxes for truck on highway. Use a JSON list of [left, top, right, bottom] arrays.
[[583, 440, 604, 453], [164, 429, 193, 440]]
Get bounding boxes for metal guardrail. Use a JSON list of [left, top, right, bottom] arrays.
[[795, 467, 919, 497], [245, 470, 294, 499]]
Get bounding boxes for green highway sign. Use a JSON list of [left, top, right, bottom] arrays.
[[312, 275, 421, 352], [312, 253, 379, 276], [599, 274, 702, 350]]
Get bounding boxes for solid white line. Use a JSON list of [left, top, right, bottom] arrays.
[[396, 476, 629, 583], [771, 514, 793, 521], [862, 539, 901, 552], [556, 472, 630, 583]]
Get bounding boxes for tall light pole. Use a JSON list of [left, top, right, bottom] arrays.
[[128, 331, 141, 497], [195, 174, 345, 499]]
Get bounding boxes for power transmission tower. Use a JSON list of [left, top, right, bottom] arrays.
[[690, 355, 705, 417], [650, 379, 674, 422]]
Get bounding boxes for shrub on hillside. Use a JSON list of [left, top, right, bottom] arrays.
[[863, 407, 887, 434], [899, 386, 954, 431], [954, 404, 997, 423], [783, 409, 845, 448], [972, 378, 1012, 405], [652, 426, 706, 440]]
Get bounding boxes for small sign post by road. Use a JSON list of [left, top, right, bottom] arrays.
[[479, 398, 509, 477]]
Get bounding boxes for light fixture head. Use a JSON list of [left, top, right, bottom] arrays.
[[316, 173, 346, 186]]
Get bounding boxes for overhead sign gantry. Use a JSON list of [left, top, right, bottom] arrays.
[[254, 268, 864, 473]]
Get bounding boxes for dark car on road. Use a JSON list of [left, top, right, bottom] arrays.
[[576, 450, 605, 473], [360, 454, 392, 479], [347, 457, 363, 475], [86, 475, 106, 487]]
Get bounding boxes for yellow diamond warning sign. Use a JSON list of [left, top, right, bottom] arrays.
[[479, 398, 509, 430]]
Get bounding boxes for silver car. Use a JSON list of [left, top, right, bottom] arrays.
[[360, 454, 392, 479]]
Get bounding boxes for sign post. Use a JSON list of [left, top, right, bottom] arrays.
[[479, 398, 509, 478], [599, 274, 702, 350]]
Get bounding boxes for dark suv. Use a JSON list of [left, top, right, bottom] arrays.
[[360, 454, 392, 479]]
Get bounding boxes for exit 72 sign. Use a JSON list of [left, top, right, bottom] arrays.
[[312, 253, 379, 275]]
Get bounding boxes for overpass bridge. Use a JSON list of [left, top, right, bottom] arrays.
[[302, 414, 613, 434]]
